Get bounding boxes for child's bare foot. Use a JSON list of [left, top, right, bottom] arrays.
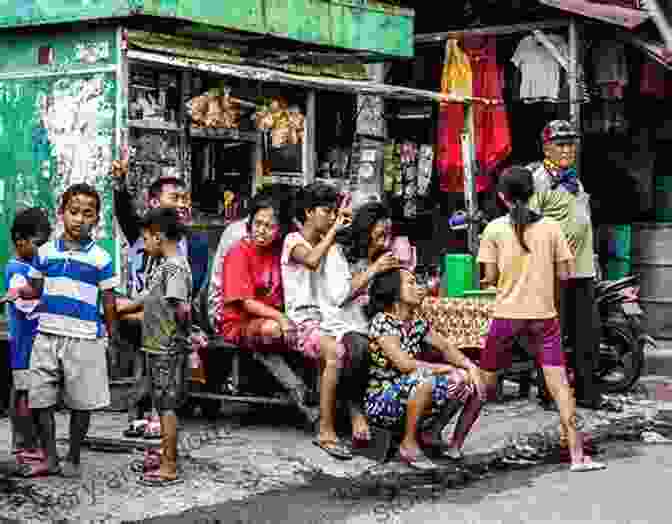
[[351, 413, 370, 442]]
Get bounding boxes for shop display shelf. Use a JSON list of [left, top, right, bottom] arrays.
[[129, 119, 181, 132], [190, 127, 260, 143]]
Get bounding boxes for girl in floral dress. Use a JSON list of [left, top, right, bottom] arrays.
[[366, 268, 484, 470]]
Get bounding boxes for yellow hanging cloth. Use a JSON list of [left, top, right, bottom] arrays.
[[440, 39, 473, 102]]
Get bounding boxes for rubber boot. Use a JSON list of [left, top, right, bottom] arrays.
[[158, 414, 178, 481]]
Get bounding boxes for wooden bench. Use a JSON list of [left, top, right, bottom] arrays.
[[184, 336, 320, 423]]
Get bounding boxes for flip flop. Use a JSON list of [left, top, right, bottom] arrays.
[[398, 447, 437, 471], [312, 438, 353, 460], [12, 462, 61, 478], [123, 424, 146, 439], [351, 428, 372, 449], [138, 473, 184, 487], [570, 460, 607, 472], [16, 449, 45, 464]]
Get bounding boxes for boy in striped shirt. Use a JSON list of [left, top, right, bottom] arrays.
[[27, 184, 119, 478]]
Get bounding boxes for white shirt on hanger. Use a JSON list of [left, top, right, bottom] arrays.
[[511, 34, 569, 102]]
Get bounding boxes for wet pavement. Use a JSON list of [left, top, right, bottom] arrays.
[[0, 381, 668, 523], [343, 439, 672, 523]]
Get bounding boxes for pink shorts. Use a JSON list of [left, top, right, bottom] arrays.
[[292, 320, 322, 362], [291, 320, 351, 368], [480, 318, 564, 371]]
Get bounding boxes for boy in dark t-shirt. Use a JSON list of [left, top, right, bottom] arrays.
[[117, 208, 192, 486]]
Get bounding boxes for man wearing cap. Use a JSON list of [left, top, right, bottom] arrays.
[[111, 160, 210, 437], [528, 120, 618, 412]]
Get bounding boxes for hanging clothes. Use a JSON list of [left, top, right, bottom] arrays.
[[400, 141, 418, 218], [592, 40, 628, 99], [437, 39, 473, 193], [437, 38, 511, 194], [511, 34, 568, 103], [417, 144, 433, 197], [464, 35, 511, 192]]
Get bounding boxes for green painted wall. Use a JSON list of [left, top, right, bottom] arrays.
[[0, 28, 121, 290], [0, 0, 131, 28], [0, 0, 413, 58]]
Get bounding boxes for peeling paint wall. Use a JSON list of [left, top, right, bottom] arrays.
[[37, 74, 116, 238], [0, 28, 120, 290]]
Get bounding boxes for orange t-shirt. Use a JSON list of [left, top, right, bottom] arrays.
[[477, 216, 573, 320]]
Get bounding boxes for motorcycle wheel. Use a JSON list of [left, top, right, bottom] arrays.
[[596, 323, 644, 394]]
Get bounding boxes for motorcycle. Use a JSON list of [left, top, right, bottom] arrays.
[[591, 273, 655, 393], [532, 272, 655, 405]]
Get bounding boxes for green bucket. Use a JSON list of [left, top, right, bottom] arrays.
[[606, 257, 631, 281], [655, 175, 672, 222], [441, 254, 475, 298], [612, 224, 631, 260]]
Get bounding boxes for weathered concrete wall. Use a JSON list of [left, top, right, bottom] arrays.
[[0, 27, 122, 282]]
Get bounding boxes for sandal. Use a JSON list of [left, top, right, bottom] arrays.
[[12, 461, 61, 478], [312, 438, 353, 460], [16, 449, 45, 464], [351, 421, 372, 449], [398, 446, 437, 471], [570, 459, 607, 472], [123, 421, 147, 439], [138, 474, 184, 487]]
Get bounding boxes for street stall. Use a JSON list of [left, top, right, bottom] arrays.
[[0, 0, 417, 416], [178, 71, 500, 416]]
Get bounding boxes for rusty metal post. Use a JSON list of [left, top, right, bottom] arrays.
[[569, 18, 582, 178]]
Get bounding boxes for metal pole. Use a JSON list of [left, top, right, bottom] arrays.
[[460, 100, 479, 264], [568, 18, 582, 178], [644, 0, 672, 52], [302, 90, 316, 185]]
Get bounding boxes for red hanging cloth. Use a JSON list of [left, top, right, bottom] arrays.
[[437, 37, 511, 194]]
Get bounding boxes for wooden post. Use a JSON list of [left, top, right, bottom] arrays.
[[302, 90, 316, 185], [568, 18, 582, 178], [179, 69, 191, 186]]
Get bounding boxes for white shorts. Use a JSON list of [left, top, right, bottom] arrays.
[[12, 369, 32, 391], [29, 332, 110, 411]]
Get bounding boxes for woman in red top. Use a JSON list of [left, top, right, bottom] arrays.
[[216, 194, 292, 350]]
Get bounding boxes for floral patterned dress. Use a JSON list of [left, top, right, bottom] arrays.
[[365, 312, 471, 429]]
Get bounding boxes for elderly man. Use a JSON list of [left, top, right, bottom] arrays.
[[528, 120, 618, 412]]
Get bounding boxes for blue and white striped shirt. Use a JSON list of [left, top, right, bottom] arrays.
[[34, 239, 119, 339], [5, 258, 41, 369]]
